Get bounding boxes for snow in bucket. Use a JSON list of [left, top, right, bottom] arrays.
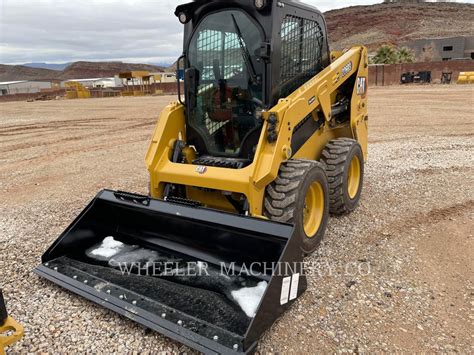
[[231, 281, 268, 318], [86, 236, 126, 260], [88, 237, 268, 317], [109, 248, 161, 268]]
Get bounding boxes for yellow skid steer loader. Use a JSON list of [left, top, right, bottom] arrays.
[[35, 0, 368, 353]]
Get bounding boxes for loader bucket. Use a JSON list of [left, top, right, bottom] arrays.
[[35, 190, 306, 353]]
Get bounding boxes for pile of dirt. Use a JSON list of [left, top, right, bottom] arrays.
[[0, 61, 166, 82], [325, 2, 474, 51]]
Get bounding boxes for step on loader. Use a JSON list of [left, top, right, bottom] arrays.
[[35, 0, 368, 353]]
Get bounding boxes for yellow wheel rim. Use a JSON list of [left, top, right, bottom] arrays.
[[303, 181, 324, 237], [347, 155, 361, 199]]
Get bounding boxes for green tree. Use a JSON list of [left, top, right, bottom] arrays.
[[372, 44, 398, 64], [396, 47, 415, 63]]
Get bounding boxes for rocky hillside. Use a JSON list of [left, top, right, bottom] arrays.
[[0, 61, 166, 82], [326, 2, 474, 51], [0, 65, 59, 82]]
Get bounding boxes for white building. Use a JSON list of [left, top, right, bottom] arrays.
[[0, 80, 55, 96], [155, 72, 177, 83], [61, 77, 123, 88]]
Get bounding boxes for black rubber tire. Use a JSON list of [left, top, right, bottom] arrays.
[[321, 138, 364, 215], [264, 159, 329, 255]]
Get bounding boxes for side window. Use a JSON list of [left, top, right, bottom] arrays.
[[280, 15, 324, 97]]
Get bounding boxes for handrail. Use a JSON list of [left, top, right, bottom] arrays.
[[176, 53, 185, 106]]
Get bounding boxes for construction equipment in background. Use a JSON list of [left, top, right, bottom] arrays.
[[0, 290, 24, 355], [119, 71, 155, 96], [414, 71, 432, 83], [457, 71, 474, 84], [36, 0, 368, 353], [401, 71, 415, 84], [401, 71, 432, 84], [441, 72, 452, 84], [65, 81, 91, 99]]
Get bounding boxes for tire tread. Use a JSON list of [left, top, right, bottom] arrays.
[[264, 159, 323, 224], [321, 138, 362, 215]]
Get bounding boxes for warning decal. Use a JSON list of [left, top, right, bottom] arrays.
[[280, 274, 301, 305], [289, 273, 300, 301]]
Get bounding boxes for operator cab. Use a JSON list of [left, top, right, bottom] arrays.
[[176, 0, 330, 167]]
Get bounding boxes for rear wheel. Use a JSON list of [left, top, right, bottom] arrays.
[[321, 138, 364, 215], [264, 160, 329, 255]]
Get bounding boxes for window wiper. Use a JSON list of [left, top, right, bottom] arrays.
[[231, 14, 259, 85]]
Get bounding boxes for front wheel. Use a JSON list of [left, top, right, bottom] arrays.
[[264, 159, 330, 255]]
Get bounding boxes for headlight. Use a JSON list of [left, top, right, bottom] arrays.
[[255, 0, 268, 10], [178, 12, 189, 24]]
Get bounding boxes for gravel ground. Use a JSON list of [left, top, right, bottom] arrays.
[[1, 85, 473, 353]]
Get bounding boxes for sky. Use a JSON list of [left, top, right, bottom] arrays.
[[0, 0, 472, 65]]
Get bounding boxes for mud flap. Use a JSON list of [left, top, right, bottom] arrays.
[[34, 190, 306, 354]]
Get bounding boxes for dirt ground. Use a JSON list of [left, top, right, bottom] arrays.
[[0, 85, 473, 353]]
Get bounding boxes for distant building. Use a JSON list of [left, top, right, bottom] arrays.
[[0, 80, 60, 96], [61, 77, 123, 89], [404, 36, 474, 62], [154, 72, 177, 83]]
